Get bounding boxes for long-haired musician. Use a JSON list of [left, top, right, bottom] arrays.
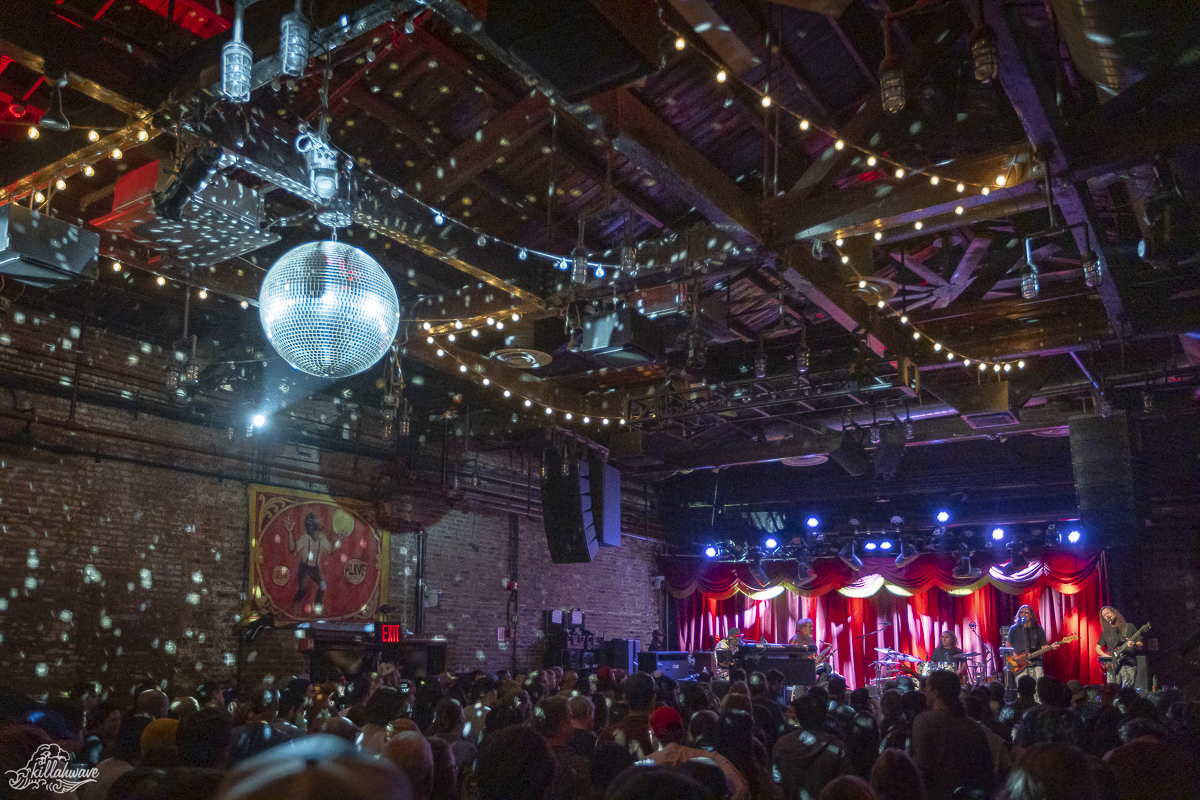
[[1096, 606, 1143, 688], [1007, 604, 1049, 679]]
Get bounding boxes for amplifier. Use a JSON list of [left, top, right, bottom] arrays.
[[740, 654, 817, 686], [636, 651, 690, 679]]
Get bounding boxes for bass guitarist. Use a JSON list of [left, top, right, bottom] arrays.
[[1096, 606, 1143, 688], [1008, 605, 1051, 680]]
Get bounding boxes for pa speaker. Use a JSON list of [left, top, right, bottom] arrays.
[[589, 458, 622, 548], [1069, 411, 1136, 544], [542, 450, 600, 563]]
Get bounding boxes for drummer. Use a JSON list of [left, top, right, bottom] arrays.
[[930, 630, 965, 668]]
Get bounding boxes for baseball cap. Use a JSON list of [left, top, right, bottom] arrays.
[[648, 706, 684, 736], [728, 628, 742, 637]]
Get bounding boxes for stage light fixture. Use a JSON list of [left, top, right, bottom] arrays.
[[153, 143, 223, 222], [864, 541, 877, 551], [1067, 530, 1081, 544], [806, 516, 820, 529], [992, 527, 1005, 541], [296, 133, 339, 201], [704, 545, 718, 558], [1001, 542, 1030, 576], [894, 541, 920, 568], [838, 542, 863, 571], [251, 413, 266, 428], [40, 76, 70, 132], [952, 545, 981, 579], [764, 537, 779, 550], [880, 540, 893, 551], [796, 561, 816, 584], [936, 510, 950, 523]]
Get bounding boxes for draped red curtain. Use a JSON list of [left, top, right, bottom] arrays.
[[671, 552, 1107, 688]]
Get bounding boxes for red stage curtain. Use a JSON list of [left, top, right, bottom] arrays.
[[671, 552, 1108, 688]]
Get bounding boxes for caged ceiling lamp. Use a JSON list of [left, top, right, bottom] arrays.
[[259, 241, 400, 378]]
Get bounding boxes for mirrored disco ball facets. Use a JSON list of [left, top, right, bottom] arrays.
[[259, 241, 400, 378]]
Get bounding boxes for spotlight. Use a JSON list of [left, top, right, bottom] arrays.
[[806, 516, 820, 529], [764, 537, 779, 550], [221, 1, 253, 103], [279, 1, 312, 78], [864, 541, 878, 551], [879, 540, 893, 551], [838, 542, 863, 571], [704, 545, 718, 558], [1002, 545, 1030, 576], [1067, 530, 1081, 544], [894, 541, 920, 568], [252, 413, 266, 428], [936, 510, 950, 523], [991, 527, 1005, 541], [153, 143, 223, 222]]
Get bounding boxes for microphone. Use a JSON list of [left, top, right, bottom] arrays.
[[969, 621, 978, 628], [882, 620, 892, 627]]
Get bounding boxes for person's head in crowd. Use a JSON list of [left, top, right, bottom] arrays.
[[320, 716, 363, 744], [870, 748, 924, 800], [679, 683, 712, 721], [247, 688, 278, 722], [1016, 674, 1037, 699], [109, 767, 166, 800], [623, 672, 655, 714], [899, 689, 926, 720], [1000, 742, 1098, 800], [171, 697, 200, 722], [714, 709, 757, 779], [680, 758, 730, 800], [151, 767, 225, 800], [0, 724, 53, 790], [1036, 676, 1068, 709], [560, 670, 579, 695], [1118, 716, 1168, 744], [88, 700, 123, 742], [365, 687, 406, 728], [194, 681, 225, 711], [895, 676, 916, 695], [532, 695, 574, 748], [720, 692, 753, 716], [726, 680, 749, 698], [649, 706, 686, 746], [427, 737, 457, 800], [592, 691, 610, 732], [987, 681, 1006, 705], [45, 698, 85, 743], [747, 672, 769, 699], [229, 721, 281, 765], [808, 685, 830, 708], [475, 725, 555, 800], [70, 680, 103, 712], [963, 694, 988, 724], [655, 676, 680, 709], [1066, 680, 1087, 707], [606, 765, 710, 800], [568, 694, 595, 731], [827, 675, 848, 703], [923, 671, 962, 714], [26, 707, 83, 753], [177, 706, 232, 770], [428, 698, 466, 739], [471, 675, 498, 707], [384, 732, 434, 800], [589, 742, 636, 794], [728, 668, 746, 684], [711, 681, 731, 702], [879, 690, 904, 722], [819, 775, 881, 800], [111, 714, 153, 763], [216, 734, 410, 800], [849, 688, 872, 714], [137, 688, 170, 720], [140, 717, 180, 760], [0, 688, 38, 726], [688, 710, 719, 749], [792, 694, 828, 733]]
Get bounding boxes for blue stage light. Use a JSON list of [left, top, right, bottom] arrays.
[[879, 540, 893, 551], [864, 541, 877, 551], [806, 516, 820, 529], [992, 527, 1005, 541], [936, 510, 950, 523], [764, 537, 779, 550], [1067, 530, 1081, 544], [704, 545, 718, 558]]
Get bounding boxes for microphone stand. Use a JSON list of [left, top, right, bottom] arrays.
[[967, 623, 985, 685]]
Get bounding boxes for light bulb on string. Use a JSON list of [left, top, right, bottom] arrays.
[[88, 130, 99, 142], [1018, 360, 1026, 369], [930, 175, 939, 186], [716, 69, 727, 83], [27, 127, 39, 140], [963, 359, 971, 367], [518, 248, 528, 260], [956, 183, 965, 193], [995, 175, 1007, 187], [83, 165, 95, 177], [799, 119, 809, 130], [874, 231, 882, 240], [761, 95, 771, 108], [867, 156, 877, 167], [835, 140, 845, 150], [675, 37, 686, 50], [914, 221, 923, 230], [841, 255, 850, 264], [895, 168, 905, 179], [955, 206, 964, 215], [835, 237, 844, 247], [981, 186, 990, 196]]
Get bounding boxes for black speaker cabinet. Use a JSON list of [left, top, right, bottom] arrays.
[[542, 450, 600, 563], [1070, 411, 1136, 543], [600, 638, 639, 672]]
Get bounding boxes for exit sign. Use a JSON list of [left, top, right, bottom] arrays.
[[380, 624, 403, 643]]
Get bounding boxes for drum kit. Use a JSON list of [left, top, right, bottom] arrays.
[[869, 647, 990, 687]]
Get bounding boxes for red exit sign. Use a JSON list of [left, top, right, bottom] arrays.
[[381, 624, 403, 642]]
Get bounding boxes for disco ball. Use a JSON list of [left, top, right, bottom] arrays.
[[259, 241, 400, 378]]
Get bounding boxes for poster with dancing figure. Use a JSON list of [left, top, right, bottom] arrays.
[[247, 484, 388, 622]]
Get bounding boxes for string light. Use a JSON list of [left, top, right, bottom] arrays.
[[426, 336, 435, 344], [54, 177, 66, 191], [112, 262, 122, 272], [995, 175, 1007, 186], [955, 205, 964, 215], [239, 300, 249, 309], [930, 176, 939, 186], [82, 165, 94, 177], [835, 237, 844, 247], [459, 364, 468, 373], [675, 37, 686, 50], [835, 140, 845, 150], [761, 95, 772, 108], [956, 183, 965, 193], [156, 276, 166, 286], [874, 231, 883, 240], [867, 156, 877, 167], [33, 191, 44, 204], [27, 127, 39, 140], [88, 130, 99, 142], [716, 69, 727, 83], [198, 289, 208, 299], [841, 255, 850, 264], [914, 221, 923, 230], [799, 119, 809, 130], [981, 186, 990, 196], [895, 168, 905, 179], [111, 147, 122, 160]]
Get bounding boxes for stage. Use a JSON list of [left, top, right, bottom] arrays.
[[664, 551, 1108, 688]]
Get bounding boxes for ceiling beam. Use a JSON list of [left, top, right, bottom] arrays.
[[665, 0, 761, 77], [935, 233, 994, 308], [987, 0, 1129, 335]]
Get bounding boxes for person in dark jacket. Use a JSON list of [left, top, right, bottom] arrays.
[[911, 671, 994, 800], [772, 694, 851, 800]]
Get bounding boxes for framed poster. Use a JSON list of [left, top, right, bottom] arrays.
[[247, 484, 388, 623]]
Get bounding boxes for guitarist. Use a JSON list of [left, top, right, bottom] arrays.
[[1007, 605, 1050, 680], [1095, 606, 1143, 688]]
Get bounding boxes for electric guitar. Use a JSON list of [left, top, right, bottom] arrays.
[[1004, 634, 1079, 672], [1102, 623, 1150, 680]]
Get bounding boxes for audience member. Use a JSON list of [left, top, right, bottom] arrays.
[[819, 775, 880, 800], [599, 672, 656, 757], [773, 694, 851, 800], [384, 731, 435, 800], [869, 748, 925, 800], [475, 726, 556, 800], [645, 705, 749, 800], [567, 694, 598, 758], [910, 671, 994, 800]]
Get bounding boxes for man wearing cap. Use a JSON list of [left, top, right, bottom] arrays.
[[714, 628, 743, 681], [646, 706, 749, 800]]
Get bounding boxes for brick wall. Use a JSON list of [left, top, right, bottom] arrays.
[[0, 394, 663, 700]]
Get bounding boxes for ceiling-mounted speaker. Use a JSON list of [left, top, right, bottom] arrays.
[[580, 307, 665, 368], [829, 427, 871, 477], [0, 204, 98, 288], [484, 0, 660, 101]]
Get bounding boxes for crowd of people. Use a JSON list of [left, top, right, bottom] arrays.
[[2, 664, 1197, 800]]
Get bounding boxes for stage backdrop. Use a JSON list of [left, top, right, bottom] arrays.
[[247, 484, 388, 623], [664, 551, 1108, 687]]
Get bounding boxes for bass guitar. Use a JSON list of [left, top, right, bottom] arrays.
[[1102, 623, 1150, 680], [1004, 634, 1079, 672]]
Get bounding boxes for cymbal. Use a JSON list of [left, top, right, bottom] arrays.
[[895, 653, 921, 662], [875, 647, 902, 654], [958, 652, 981, 658]]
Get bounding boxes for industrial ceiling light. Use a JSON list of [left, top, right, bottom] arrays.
[[222, 0, 253, 103], [259, 241, 400, 377], [970, 0, 999, 83], [296, 132, 339, 201], [39, 75, 71, 133], [753, 335, 767, 379], [879, 20, 905, 113], [279, 0, 312, 78], [838, 542, 863, 571], [1021, 265, 1039, 300], [1082, 243, 1102, 288], [571, 219, 588, 284]]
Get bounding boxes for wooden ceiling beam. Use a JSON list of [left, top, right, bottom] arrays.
[[935, 233, 994, 308]]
